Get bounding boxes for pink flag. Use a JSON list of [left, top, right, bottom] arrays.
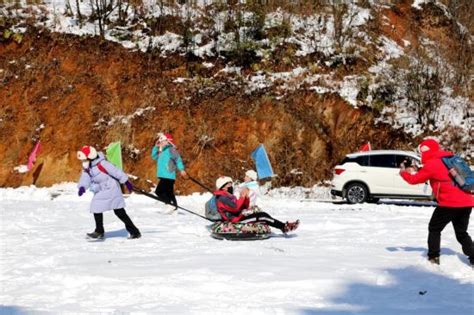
[[27, 141, 41, 171]]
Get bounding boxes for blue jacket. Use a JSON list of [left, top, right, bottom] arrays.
[[151, 145, 185, 180]]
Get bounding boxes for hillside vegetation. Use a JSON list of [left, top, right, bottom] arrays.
[[0, 0, 472, 192]]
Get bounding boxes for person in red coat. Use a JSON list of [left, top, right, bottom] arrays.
[[400, 138, 474, 265], [214, 176, 299, 233]]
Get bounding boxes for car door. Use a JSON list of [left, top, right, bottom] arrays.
[[367, 154, 399, 194], [393, 155, 431, 197]]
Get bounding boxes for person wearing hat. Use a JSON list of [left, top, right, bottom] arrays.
[[151, 132, 187, 212], [400, 138, 474, 266], [214, 176, 299, 233], [238, 169, 260, 208], [77, 145, 141, 240]]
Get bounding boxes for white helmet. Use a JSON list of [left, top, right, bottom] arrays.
[[216, 176, 233, 189], [245, 169, 258, 181]]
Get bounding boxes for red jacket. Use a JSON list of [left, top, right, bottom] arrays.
[[214, 190, 250, 223], [400, 139, 474, 208]]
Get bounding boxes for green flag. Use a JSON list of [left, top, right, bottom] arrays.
[[106, 141, 123, 170]]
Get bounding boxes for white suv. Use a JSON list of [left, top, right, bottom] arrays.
[[331, 150, 432, 204]]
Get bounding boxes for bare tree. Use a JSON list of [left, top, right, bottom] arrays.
[[446, 0, 473, 94], [446, 0, 473, 32], [64, 0, 74, 16], [117, 0, 131, 25], [404, 49, 443, 128], [329, 0, 358, 65], [182, 3, 194, 58], [76, 0, 83, 22], [91, 0, 118, 38]]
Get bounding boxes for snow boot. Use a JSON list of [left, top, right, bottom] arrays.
[[163, 204, 178, 214], [170, 206, 179, 215], [283, 220, 300, 233], [428, 256, 440, 265], [86, 231, 104, 239], [128, 232, 142, 240]]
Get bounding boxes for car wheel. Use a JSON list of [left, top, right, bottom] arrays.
[[346, 183, 368, 204]]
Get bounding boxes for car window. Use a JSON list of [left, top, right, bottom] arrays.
[[395, 155, 418, 168], [341, 156, 369, 166], [354, 156, 369, 166], [368, 154, 397, 168], [395, 155, 415, 167]]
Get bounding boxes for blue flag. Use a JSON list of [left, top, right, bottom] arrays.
[[251, 144, 274, 179]]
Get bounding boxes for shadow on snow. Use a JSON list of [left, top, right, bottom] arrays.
[[298, 248, 472, 315], [103, 229, 129, 238], [0, 305, 50, 315], [386, 246, 472, 267]]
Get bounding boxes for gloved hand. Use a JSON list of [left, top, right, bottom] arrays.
[[125, 181, 133, 193], [78, 187, 86, 197], [240, 187, 250, 198]]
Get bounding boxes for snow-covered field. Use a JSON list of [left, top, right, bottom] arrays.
[[0, 184, 473, 314]]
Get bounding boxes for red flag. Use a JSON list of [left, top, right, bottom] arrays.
[[27, 141, 41, 171], [359, 141, 371, 152]]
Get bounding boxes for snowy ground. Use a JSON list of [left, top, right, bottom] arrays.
[[0, 184, 473, 314]]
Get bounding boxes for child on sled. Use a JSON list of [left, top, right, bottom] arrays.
[[214, 176, 299, 233]]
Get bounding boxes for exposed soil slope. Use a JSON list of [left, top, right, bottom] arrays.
[[4, 1, 470, 192], [0, 30, 411, 193]]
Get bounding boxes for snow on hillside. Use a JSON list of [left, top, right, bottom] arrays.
[[1, 0, 472, 157], [1, 184, 473, 314], [412, 0, 430, 9]]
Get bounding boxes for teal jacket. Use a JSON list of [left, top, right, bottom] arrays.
[[151, 145, 185, 180]]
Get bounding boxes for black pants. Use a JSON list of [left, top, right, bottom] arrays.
[[94, 208, 140, 235], [239, 212, 286, 231], [155, 178, 177, 208], [428, 206, 473, 260]]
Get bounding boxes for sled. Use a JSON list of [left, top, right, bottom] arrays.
[[209, 221, 272, 241]]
